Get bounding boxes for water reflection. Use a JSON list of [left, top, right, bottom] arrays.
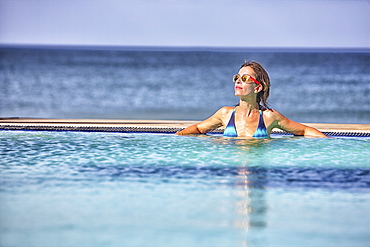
[[210, 136, 303, 247], [233, 162, 269, 246], [208, 135, 277, 146], [205, 136, 274, 247]]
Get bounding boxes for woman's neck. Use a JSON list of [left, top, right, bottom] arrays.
[[238, 99, 260, 116]]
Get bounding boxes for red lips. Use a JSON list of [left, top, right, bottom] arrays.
[[235, 86, 243, 90]]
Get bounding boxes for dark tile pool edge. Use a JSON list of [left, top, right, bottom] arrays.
[[1, 124, 370, 137]]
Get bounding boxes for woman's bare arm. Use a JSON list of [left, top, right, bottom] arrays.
[[176, 107, 231, 135], [271, 110, 327, 138], [175, 124, 202, 135]]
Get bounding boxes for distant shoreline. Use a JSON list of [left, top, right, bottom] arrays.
[[1, 43, 369, 53]]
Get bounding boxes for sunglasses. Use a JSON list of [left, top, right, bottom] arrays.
[[232, 74, 261, 85]]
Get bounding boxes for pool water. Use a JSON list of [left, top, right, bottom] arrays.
[[1, 131, 369, 247]]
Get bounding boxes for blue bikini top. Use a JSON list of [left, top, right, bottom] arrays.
[[223, 107, 269, 138]]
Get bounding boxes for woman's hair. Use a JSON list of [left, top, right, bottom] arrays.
[[240, 60, 271, 109]]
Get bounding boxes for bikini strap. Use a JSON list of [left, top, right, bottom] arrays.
[[256, 110, 267, 132], [223, 107, 238, 137]]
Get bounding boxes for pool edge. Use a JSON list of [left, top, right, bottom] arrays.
[[1, 118, 370, 136]]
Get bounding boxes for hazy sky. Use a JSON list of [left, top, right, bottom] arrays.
[[0, 0, 369, 48]]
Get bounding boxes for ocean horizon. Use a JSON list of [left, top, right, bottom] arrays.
[[1, 43, 370, 53]]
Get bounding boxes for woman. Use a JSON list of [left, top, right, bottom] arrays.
[[176, 60, 327, 138]]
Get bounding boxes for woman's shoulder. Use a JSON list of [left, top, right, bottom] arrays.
[[220, 106, 235, 112], [218, 106, 236, 115], [262, 108, 285, 120], [210, 106, 235, 120]]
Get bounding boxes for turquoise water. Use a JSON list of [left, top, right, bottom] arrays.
[[1, 131, 370, 247]]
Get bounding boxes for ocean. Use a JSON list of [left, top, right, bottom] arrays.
[[1, 46, 369, 124]]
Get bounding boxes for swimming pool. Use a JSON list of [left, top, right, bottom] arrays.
[[1, 131, 369, 247]]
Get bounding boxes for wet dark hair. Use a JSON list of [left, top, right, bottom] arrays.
[[240, 59, 271, 109]]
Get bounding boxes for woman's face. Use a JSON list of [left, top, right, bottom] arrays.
[[234, 66, 260, 97]]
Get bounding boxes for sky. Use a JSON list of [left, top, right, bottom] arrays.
[[0, 0, 369, 49]]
